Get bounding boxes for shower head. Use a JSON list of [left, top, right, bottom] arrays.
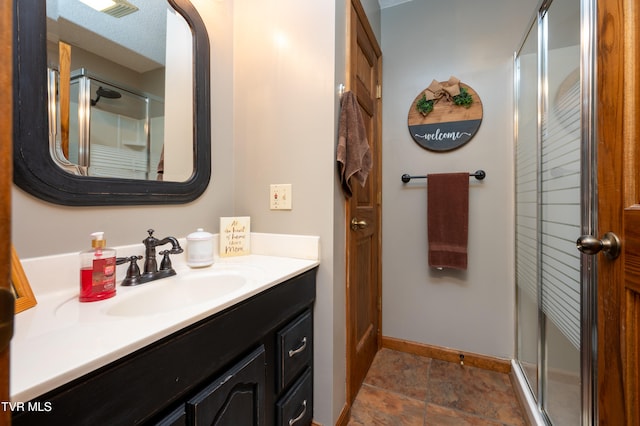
[[91, 86, 122, 106]]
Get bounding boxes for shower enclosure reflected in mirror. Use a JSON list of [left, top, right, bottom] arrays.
[[48, 68, 170, 180], [13, 0, 210, 205]]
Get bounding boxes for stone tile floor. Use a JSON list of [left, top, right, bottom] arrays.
[[348, 348, 527, 425]]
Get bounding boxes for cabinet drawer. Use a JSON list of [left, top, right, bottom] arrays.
[[276, 369, 312, 426], [277, 310, 312, 391]]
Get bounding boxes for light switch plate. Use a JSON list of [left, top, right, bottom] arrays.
[[270, 184, 292, 210]]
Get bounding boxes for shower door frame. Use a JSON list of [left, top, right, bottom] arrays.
[[513, 0, 597, 423], [578, 0, 597, 423]]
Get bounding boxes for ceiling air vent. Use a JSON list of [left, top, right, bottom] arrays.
[[102, 0, 139, 18]]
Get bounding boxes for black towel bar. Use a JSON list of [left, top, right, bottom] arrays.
[[401, 170, 486, 183]]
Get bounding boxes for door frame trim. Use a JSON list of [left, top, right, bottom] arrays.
[[595, 0, 639, 423], [0, 0, 13, 419]]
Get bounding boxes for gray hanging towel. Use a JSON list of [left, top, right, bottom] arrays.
[[337, 91, 372, 197], [427, 172, 469, 270]]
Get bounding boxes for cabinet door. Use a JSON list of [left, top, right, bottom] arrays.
[[187, 346, 266, 425], [155, 406, 187, 426]]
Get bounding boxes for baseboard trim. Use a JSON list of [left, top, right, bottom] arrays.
[[382, 336, 512, 374], [312, 402, 349, 426], [333, 402, 351, 426]]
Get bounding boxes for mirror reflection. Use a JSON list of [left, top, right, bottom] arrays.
[[46, 0, 193, 182]]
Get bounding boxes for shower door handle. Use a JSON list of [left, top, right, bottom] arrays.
[[576, 232, 621, 260]]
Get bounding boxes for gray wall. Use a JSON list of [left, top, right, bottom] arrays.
[[380, 0, 533, 359], [231, 1, 346, 423]]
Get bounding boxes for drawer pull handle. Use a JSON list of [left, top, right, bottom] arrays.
[[288, 337, 307, 358], [289, 399, 307, 426]]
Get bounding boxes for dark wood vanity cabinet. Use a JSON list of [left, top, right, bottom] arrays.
[[13, 268, 316, 426]]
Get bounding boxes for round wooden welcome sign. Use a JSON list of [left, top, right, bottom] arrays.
[[407, 77, 483, 151]]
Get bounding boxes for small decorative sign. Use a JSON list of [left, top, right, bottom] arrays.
[[220, 216, 251, 257], [407, 76, 483, 151]]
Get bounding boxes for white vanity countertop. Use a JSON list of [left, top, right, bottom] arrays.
[[10, 233, 320, 402]]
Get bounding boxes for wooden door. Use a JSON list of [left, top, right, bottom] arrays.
[[345, 0, 382, 405], [596, 0, 639, 423], [0, 0, 12, 424]]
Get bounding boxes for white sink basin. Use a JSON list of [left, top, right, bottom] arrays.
[[55, 270, 253, 321], [106, 272, 249, 317]]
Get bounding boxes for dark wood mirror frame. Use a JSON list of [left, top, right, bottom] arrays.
[[12, 0, 211, 206], [12, 246, 36, 313]]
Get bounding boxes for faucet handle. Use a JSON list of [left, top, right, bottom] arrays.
[[121, 256, 142, 277], [159, 250, 174, 271], [118, 255, 143, 286]]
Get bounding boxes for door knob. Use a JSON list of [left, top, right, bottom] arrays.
[[350, 218, 368, 231], [576, 232, 621, 260]]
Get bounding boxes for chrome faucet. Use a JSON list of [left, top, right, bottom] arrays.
[[117, 229, 184, 286]]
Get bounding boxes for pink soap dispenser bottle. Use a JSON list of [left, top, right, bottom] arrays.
[[79, 232, 117, 302]]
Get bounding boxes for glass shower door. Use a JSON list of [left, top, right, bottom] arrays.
[[514, 0, 593, 423], [541, 0, 583, 423]]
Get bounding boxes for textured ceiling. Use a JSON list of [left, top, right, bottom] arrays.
[[47, 0, 168, 73]]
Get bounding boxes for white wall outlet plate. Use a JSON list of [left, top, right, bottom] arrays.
[[270, 184, 292, 210]]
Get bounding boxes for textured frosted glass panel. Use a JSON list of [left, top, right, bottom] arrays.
[[540, 42, 581, 349], [515, 39, 539, 302]]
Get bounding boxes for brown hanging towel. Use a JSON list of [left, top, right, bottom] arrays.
[[336, 91, 372, 197], [427, 172, 469, 270]]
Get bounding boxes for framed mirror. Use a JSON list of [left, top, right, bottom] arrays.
[[12, 246, 37, 313], [13, 0, 211, 205]]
